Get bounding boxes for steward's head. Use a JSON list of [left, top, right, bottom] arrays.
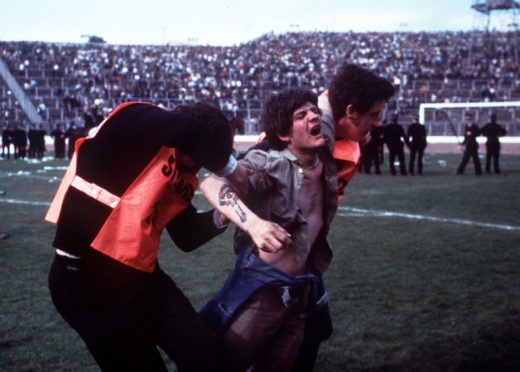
[[173, 102, 232, 172], [328, 64, 394, 123]]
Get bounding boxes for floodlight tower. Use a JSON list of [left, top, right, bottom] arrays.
[[471, 0, 520, 65]]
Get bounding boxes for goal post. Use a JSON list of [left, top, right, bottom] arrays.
[[419, 101, 520, 144]]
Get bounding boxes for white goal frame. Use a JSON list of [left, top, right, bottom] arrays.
[[419, 101, 520, 144]]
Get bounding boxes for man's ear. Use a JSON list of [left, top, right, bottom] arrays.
[[345, 104, 356, 120], [277, 133, 290, 144], [345, 104, 359, 127]]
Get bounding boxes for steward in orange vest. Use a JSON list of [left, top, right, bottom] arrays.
[[46, 101, 244, 371]]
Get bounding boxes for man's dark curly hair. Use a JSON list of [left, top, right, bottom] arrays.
[[261, 88, 318, 151], [328, 64, 394, 122], [172, 101, 233, 162]]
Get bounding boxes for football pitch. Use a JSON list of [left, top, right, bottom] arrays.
[[1, 152, 519, 371]]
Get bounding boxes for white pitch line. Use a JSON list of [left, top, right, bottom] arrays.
[[0, 198, 50, 207], [3, 197, 519, 233], [338, 206, 520, 232]]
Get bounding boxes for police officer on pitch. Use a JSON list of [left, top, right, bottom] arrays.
[[384, 112, 407, 176], [363, 125, 384, 174], [457, 112, 482, 175], [481, 112, 507, 174], [406, 115, 427, 175]]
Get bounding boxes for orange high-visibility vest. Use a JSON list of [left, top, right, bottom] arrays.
[[333, 139, 360, 204], [45, 102, 198, 272]]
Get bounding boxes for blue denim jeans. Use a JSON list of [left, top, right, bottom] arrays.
[[199, 244, 322, 333]]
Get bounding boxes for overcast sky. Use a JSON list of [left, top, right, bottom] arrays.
[[0, 0, 512, 46]]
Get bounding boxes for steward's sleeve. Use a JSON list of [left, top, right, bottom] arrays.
[[165, 204, 226, 252]]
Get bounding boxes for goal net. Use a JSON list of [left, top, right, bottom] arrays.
[[419, 101, 520, 144]]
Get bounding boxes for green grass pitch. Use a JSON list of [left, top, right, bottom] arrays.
[[1, 152, 519, 371]]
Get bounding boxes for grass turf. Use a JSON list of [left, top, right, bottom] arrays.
[[1, 152, 519, 371]]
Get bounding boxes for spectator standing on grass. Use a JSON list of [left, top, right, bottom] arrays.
[[45, 101, 280, 371], [481, 112, 507, 174], [407, 115, 427, 175], [200, 88, 337, 371], [50, 124, 66, 159], [384, 113, 407, 176], [457, 113, 482, 175]]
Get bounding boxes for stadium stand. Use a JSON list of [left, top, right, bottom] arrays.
[[1, 31, 519, 136]]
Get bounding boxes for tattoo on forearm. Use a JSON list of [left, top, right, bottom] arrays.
[[218, 185, 247, 223]]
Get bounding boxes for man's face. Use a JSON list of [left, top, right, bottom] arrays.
[[282, 101, 325, 156], [338, 99, 385, 142]]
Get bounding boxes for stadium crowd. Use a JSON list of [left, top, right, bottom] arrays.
[[1, 30, 519, 134]]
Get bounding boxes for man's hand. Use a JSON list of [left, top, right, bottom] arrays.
[[245, 217, 293, 253], [255, 171, 274, 193], [225, 163, 252, 198]]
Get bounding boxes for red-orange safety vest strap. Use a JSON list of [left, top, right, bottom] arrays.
[[45, 101, 144, 223], [333, 139, 360, 204]]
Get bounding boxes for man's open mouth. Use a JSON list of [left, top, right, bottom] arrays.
[[310, 125, 321, 136]]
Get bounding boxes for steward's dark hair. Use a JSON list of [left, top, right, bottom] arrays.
[[328, 64, 394, 122], [261, 88, 318, 151], [173, 101, 233, 169]]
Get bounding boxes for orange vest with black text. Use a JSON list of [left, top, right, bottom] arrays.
[[45, 102, 198, 273]]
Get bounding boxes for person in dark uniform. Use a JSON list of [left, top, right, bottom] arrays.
[[384, 113, 407, 175], [406, 115, 428, 175], [480, 112, 507, 174], [28, 125, 38, 158], [35, 124, 47, 159], [46, 101, 282, 372], [2, 124, 13, 159], [65, 122, 86, 160], [457, 113, 482, 175], [50, 124, 66, 159], [357, 142, 367, 173], [378, 119, 386, 165], [13, 123, 27, 159], [363, 125, 385, 174]]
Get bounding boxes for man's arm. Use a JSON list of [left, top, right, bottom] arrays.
[[165, 204, 226, 252], [200, 174, 292, 253]]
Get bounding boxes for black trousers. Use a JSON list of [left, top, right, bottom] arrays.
[[49, 254, 222, 372], [409, 145, 425, 175], [388, 145, 407, 175], [363, 144, 381, 174], [457, 146, 482, 175], [485, 143, 501, 173]]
